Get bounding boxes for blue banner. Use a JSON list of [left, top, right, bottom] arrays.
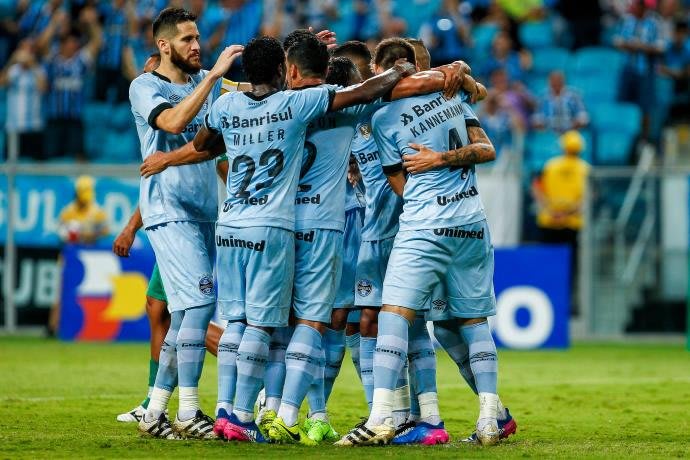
[[0, 175, 140, 247]]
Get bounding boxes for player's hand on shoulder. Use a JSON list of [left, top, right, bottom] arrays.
[[438, 61, 466, 100], [393, 58, 416, 78], [404, 143, 444, 174], [140, 151, 170, 178], [210, 45, 244, 79]]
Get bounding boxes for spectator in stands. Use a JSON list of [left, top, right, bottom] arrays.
[[0, 39, 47, 160], [481, 30, 531, 83], [189, 0, 225, 68], [43, 7, 102, 160], [555, 0, 603, 49], [614, 0, 667, 139], [217, 0, 263, 79], [122, 19, 156, 81], [531, 130, 590, 282], [419, 0, 473, 67], [18, 0, 64, 39], [93, 0, 136, 103], [532, 71, 590, 133], [659, 20, 690, 118], [477, 89, 523, 155], [490, 67, 536, 129]]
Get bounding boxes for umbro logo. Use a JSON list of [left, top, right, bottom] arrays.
[[432, 299, 446, 307], [400, 112, 414, 126]]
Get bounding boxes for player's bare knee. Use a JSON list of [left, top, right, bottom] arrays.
[[381, 304, 416, 325], [359, 307, 379, 337], [458, 317, 487, 327], [330, 308, 349, 331], [297, 318, 327, 334]]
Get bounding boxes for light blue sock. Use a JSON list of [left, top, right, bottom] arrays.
[[369, 311, 409, 426], [393, 362, 410, 426], [306, 345, 326, 418], [279, 324, 323, 426], [360, 336, 376, 410], [153, 310, 182, 392], [434, 320, 477, 394], [217, 321, 246, 416], [408, 367, 420, 420], [346, 332, 361, 381], [323, 328, 346, 402], [265, 327, 291, 403], [459, 321, 497, 394], [233, 326, 271, 419], [408, 317, 437, 395], [177, 304, 215, 420]]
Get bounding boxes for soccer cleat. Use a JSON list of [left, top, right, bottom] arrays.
[[254, 388, 267, 416], [138, 413, 182, 440], [476, 419, 500, 446], [461, 408, 517, 443], [117, 405, 144, 423], [214, 408, 232, 439], [173, 410, 217, 439], [392, 421, 450, 445], [304, 418, 339, 443], [334, 420, 396, 446], [257, 409, 277, 437], [223, 413, 268, 443], [268, 416, 316, 445]]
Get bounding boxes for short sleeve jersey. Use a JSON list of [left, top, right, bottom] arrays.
[[129, 70, 221, 228], [351, 116, 403, 241], [372, 91, 486, 231], [205, 86, 334, 230]]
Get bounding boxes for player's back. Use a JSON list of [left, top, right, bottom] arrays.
[[130, 70, 219, 228], [372, 91, 486, 231], [207, 86, 333, 230]]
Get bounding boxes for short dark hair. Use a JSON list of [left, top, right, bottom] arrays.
[[283, 29, 314, 51], [332, 41, 371, 63], [373, 38, 416, 70], [326, 57, 358, 87], [405, 38, 430, 70], [152, 8, 196, 39], [286, 34, 329, 79], [242, 36, 285, 85]]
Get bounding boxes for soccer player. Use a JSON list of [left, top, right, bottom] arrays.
[[336, 38, 499, 447], [129, 7, 242, 439], [193, 35, 416, 444]]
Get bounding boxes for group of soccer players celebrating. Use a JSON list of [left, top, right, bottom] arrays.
[[117, 6, 517, 447]]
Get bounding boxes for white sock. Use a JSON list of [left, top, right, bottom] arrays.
[[367, 388, 395, 428], [408, 413, 421, 423], [145, 387, 172, 422], [234, 409, 254, 423], [392, 385, 410, 426], [216, 402, 233, 417], [147, 386, 153, 398], [265, 396, 281, 412], [497, 397, 507, 420], [478, 392, 499, 424], [277, 403, 300, 426], [310, 411, 328, 422], [178, 386, 199, 421], [418, 392, 442, 425]]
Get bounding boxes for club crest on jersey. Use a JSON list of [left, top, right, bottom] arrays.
[[357, 279, 373, 297], [359, 123, 372, 139], [199, 275, 214, 295]]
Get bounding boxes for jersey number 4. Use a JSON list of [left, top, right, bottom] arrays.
[[231, 149, 284, 198], [448, 127, 472, 179]]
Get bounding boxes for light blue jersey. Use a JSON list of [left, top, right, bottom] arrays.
[[373, 92, 486, 231], [351, 118, 403, 242], [205, 87, 334, 231], [296, 84, 374, 231], [130, 70, 221, 228]]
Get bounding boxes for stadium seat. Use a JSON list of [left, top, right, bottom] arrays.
[[471, 23, 499, 54], [571, 47, 626, 78], [579, 129, 594, 164], [569, 74, 619, 103], [82, 102, 111, 127], [531, 47, 570, 76], [525, 130, 561, 173], [518, 21, 553, 49], [110, 104, 134, 131], [589, 103, 642, 136], [595, 131, 635, 165], [525, 75, 548, 97]]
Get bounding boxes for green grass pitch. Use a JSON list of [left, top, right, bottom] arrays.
[[1, 337, 689, 459]]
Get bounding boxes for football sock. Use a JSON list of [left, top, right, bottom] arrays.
[[265, 327, 291, 406], [217, 321, 246, 417], [306, 345, 326, 418], [145, 310, 182, 421], [177, 303, 214, 420], [233, 326, 271, 421], [140, 359, 158, 408], [408, 371, 420, 422], [368, 311, 409, 428], [460, 321, 498, 425], [497, 397, 508, 420], [360, 336, 376, 410], [392, 362, 410, 427], [345, 332, 361, 381], [323, 328, 346, 402], [408, 317, 439, 424], [434, 320, 478, 394], [278, 324, 322, 426]]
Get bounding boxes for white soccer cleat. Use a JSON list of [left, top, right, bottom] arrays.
[[172, 410, 217, 439], [117, 405, 144, 423], [476, 419, 500, 446], [334, 419, 395, 446], [138, 413, 182, 440]]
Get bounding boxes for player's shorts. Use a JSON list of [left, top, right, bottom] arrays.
[[293, 228, 344, 323], [146, 263, 167, 302], [334, 207, 364, 309], [146, 221, 215, 312], [354, 236, 395, 308], [216, 225, 294, 327], [382, 220, 496, 319]]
